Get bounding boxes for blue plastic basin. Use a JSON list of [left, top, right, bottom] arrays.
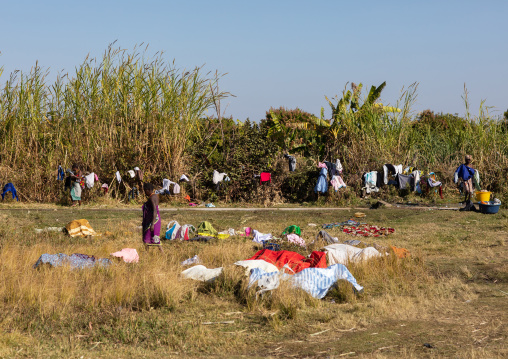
[[478, 202, 501, 214]]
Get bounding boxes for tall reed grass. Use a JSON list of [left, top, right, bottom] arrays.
[[0, 44, 229, 201]]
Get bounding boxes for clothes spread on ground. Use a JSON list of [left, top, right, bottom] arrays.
[[179, 174, 190, 182], [248, 264, 363, 299], [340, 223, 395, 237], [110, 248, 139, 263], [234, 259, 279, 276], [33, 253, 112, 269], [285, 233, 306, 247], [363, 171, 379, 194], [322, 243, 384, 265], [165, 220, 181, 240], [65, 219, 97, 237], [260, 172, 271, 184], [314, 167, 328, 193], [181, 255, 201, 266], [57, 165, 65, 181], [1, 183, 19, 201], [252, 230, 272, 243], [284, 154, 296, 172], [115, 171, 122, 183], [316, 230, 339, 245], [318, 162, 327, 169], [282, 225, 301, 236], [390, 246, 410, 258], [181, 265, 223, 282], [454, 164, 475, 183], [101, 183, 109, 193], [84, 173, 95, 189], [213, 170, 228, 185], [142, 196, 161, 245], [246, 249, 327, 274], [197, 221, 218, 237], [175, 224, 196, 240], [330, 175, 346, 191]]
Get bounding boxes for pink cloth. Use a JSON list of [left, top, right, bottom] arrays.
[[330, 175, 347, 191], [318, 162, 327, 169], [111, 248, 139, 263], [286, 233, 306, 247], [94, 173, 99, 181], [260, 172, 271, 184]]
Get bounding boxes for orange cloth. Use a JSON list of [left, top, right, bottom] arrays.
[[390, 245, 410, 258]]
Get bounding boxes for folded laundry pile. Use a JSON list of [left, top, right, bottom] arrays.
[[65, 219, 98, 237]]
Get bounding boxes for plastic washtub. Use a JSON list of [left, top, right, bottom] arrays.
[[478, 201, 501, 214], [475, 191, 491, 202]]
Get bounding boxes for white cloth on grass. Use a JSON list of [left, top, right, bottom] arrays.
[[181, 255, 201, 266], [127, 170, 135, 178], [252, 229, 272, 243], [180, 174, 190, 182], [181, 265, 223, 282], [248, 264, 363, 299], [234, 260, 279, 276], [322, 243, 383, 265], [115, 171, 122, 183]]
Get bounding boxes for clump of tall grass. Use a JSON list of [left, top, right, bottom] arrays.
[[0, 43, 229, 201]]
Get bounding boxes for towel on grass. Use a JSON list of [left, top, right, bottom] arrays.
[[248, 264, 363, 299]]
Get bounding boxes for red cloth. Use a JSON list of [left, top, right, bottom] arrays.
[[260, 172, 271, 185], [246, 249, 327, 273]]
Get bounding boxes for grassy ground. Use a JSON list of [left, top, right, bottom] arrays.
[[0, 205, 506, 358]]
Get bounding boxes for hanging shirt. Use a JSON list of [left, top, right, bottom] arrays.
[[213, 170, 227, 184], [454, 164, 475, 183], [115, 171, 122, 183], [260, 172, 271, 184], [57, 165, 65, 181], [284, 154, 296, 172], [335, 159, 343, 173], [314, 167, 328, 193], [84, 173, 95, 189]]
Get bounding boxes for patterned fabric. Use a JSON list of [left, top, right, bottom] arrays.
[[248, 264, 363, 299], [33, 253, 112, 269]]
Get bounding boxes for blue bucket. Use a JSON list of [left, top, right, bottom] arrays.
[[478, 201, 501, 214]]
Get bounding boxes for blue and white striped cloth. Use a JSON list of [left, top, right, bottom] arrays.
[[248, 264, 363, 299]]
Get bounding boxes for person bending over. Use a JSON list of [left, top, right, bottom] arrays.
[[454, 155, 475, 210], [142, 182, 163, 252]]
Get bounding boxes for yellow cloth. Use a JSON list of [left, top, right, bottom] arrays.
[[65, 219, 97, 237]]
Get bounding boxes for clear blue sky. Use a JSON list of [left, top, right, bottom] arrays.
[[1, 0, 506, 120]]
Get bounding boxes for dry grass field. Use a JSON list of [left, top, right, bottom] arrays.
[[0, 204, 506, 358]]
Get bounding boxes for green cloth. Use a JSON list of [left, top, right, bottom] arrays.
[[197, 221, 217, 236], [70, 182, 82, 201], [282, 225, 301, 236]]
